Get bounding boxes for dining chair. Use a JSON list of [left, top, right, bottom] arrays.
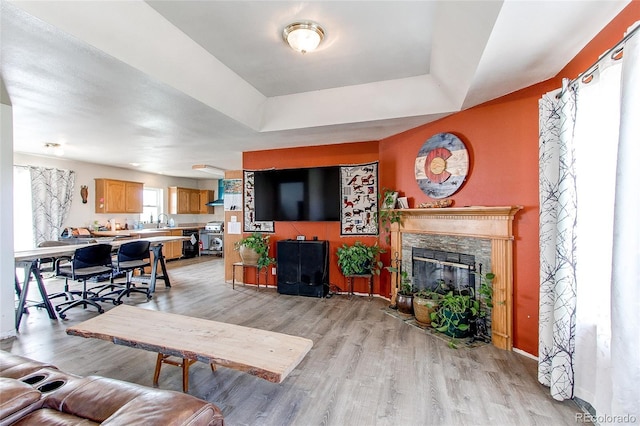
[[103, 240, 152, 304], [36, 240, 77, 302], [54, 244, 114, 319]]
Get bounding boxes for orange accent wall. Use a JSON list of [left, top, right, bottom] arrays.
[[243, 142, 383, 295], [242, 2, 639, 356], [379, 3, 639, 355]]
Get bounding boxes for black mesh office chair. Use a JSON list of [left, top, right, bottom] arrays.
[[106, 240, 152, 304], [37, 240, 94, 301], [54, 244, 114, 319]]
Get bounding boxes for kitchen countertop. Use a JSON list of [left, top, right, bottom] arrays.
[[92, 226, 203, 237]]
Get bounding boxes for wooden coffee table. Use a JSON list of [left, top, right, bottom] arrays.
[[66, 305, 313, 392]]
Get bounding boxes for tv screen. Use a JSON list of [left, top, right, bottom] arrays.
[[254, 167, 340, 221]]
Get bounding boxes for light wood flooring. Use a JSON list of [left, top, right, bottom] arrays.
[[4, 256, 585, 426]]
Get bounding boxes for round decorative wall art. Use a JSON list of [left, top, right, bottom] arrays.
[[415, 132, 469, 199]]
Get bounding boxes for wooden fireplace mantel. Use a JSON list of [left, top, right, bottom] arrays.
[[389, 205, 522, 350]]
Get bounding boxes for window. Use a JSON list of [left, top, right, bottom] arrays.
[[142, 187, 162, 224], [13, 166, 33, 250]]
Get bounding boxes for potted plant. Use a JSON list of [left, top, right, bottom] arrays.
[[394, 270, 415, 315], [377, 188, 403, 243], [336, 241, 385, 276], [234, 232, 276, 269], [430, 291, 479, 348], [413, 289, 442, 325]]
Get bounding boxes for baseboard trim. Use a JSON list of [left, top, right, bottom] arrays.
[[513, 347, 538, 361]]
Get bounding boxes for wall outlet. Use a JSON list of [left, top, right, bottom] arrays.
[[271, 267, 277, 275]]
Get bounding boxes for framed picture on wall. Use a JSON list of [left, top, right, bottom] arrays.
[[243, 171, 274, 233], [340, 162, 379, 236]]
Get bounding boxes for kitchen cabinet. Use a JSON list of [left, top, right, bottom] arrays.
[[147, 229, 183, 262], [164, 229, 184, 260], [189, 191, 201, 213], [169, 187, 214, 214], [177, 190, 190, 214], [95, 179, 143, 213], [199, 190, 214, 214], [169, 187, 194, 214]]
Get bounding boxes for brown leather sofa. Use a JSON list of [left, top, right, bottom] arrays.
[[0, 350, 224, 425]]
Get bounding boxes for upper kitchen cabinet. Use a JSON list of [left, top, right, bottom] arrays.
[[169, 187, 214, 214], [199, 190, 214, 214], [95, 179, 143, 213]]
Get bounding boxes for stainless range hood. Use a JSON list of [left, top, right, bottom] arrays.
[[206, 180, 225, 206]]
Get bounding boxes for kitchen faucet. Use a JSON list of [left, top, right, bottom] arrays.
[[157, 213, 169, 228]]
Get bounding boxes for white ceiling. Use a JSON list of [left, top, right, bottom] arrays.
[[1, 0, 630, 178]]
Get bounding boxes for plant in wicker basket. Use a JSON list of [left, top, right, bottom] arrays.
[[234, 232, 276, 269]]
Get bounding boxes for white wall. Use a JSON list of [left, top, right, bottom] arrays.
[[1, 151, 224, 338], [13, 153, 224, 230], [1, 80, 16, 339]]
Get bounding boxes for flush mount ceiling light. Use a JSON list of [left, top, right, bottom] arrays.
[[44, 142, 64, 156], [283, 21, 325, 54], [192, 164, 225, 177]]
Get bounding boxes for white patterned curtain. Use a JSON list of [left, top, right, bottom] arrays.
[[29, 166, 75, 245], [538, 81, 578, 401], [539, 23, 640, 422]]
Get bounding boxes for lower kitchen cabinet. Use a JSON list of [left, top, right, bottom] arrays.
[[164, 230, 184, 260], [145, 230, 183, 262]]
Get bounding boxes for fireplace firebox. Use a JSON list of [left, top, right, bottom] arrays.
[[412, 248, 475, 294]]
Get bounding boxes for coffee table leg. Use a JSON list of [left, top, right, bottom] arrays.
[[182, 358, 190, 393], [153, 353, 199, 393], [153, 353, 164, 387]]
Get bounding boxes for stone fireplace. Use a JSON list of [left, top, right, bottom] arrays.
[[389, 206, 522, 350]]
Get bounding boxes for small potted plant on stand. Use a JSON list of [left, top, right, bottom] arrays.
[[336, 241, 384, 296], [336, 241, 385, 277], [234, 232, 276, 270]]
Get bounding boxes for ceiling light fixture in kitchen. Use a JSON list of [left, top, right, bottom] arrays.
[[283, 21, 325, 54], [192, 164, 225, 177], [44, 142, 64, 156]]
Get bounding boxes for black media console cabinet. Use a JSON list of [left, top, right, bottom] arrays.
[[277, 239, 329, 298]]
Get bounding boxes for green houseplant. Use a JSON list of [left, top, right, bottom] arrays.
[[336, 241, 385, 276], [234, 232, 276, 269], [430, 291, 479, 348], [395, 270, 415, 315], [385, 264, 414, 315], [429, 272, 496, 348]]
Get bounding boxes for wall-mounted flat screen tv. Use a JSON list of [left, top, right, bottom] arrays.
[[254, 166, 340, 221]]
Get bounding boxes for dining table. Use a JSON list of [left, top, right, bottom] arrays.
[[13, 235, 188, 330]]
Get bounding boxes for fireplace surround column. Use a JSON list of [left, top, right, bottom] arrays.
[[389, 206, 522, 350]]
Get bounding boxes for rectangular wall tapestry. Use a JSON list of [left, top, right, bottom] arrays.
[[243, 171, 274, 233], [340, 162, 378, 235]]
